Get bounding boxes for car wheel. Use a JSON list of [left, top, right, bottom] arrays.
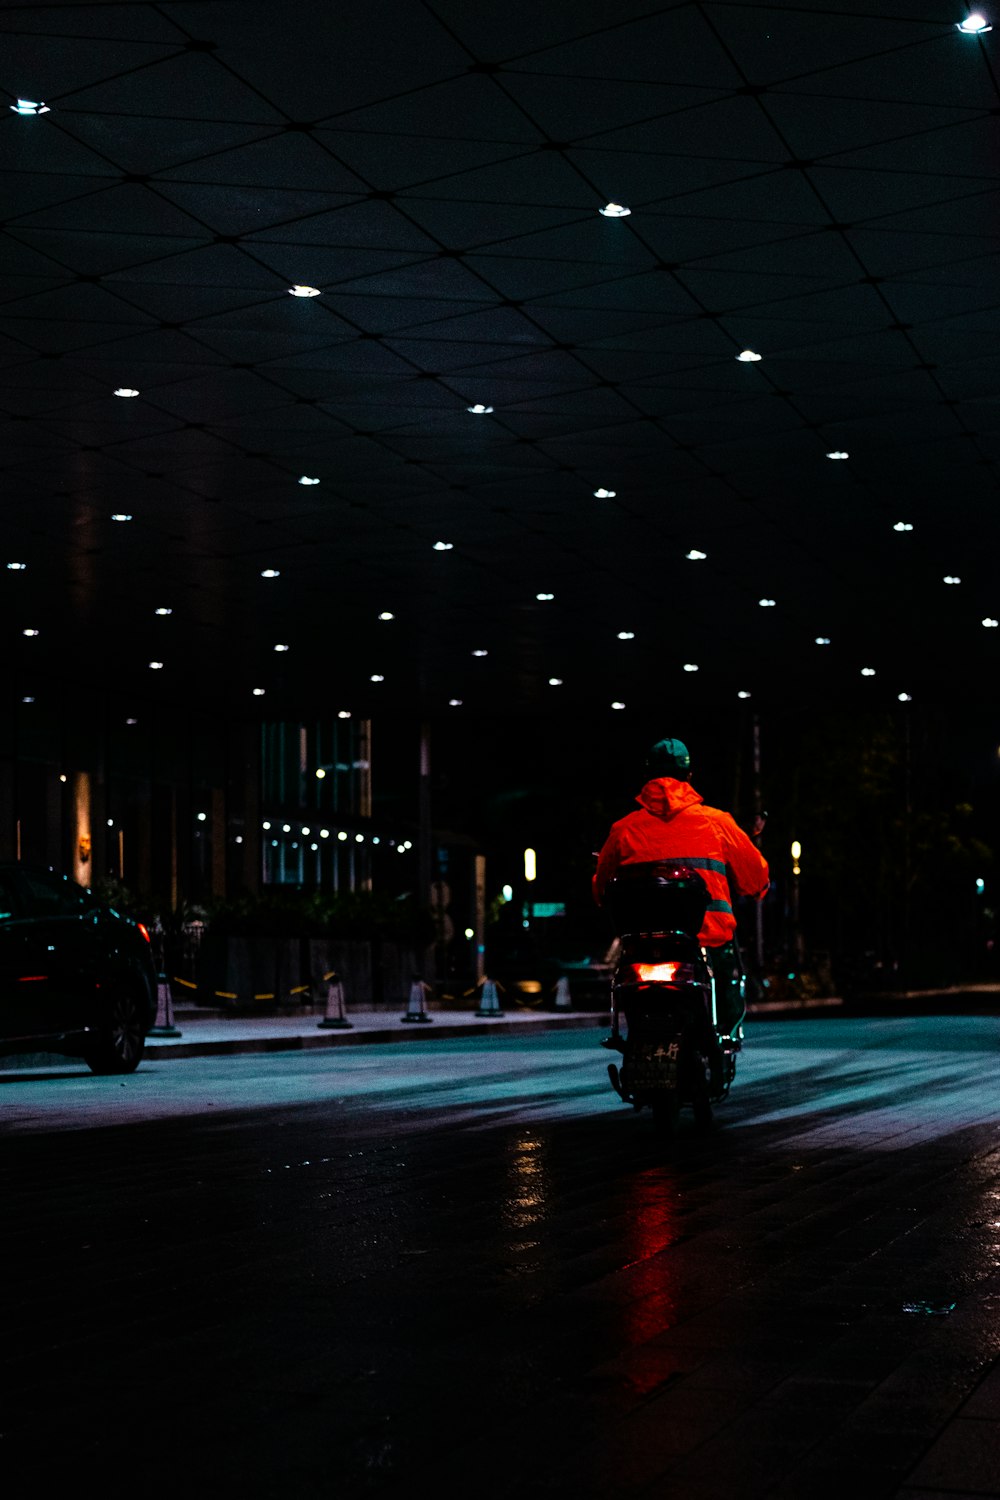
[[84, 990, 146, 1074]]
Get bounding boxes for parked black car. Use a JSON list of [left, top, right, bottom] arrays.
[[0, 864, 158, 1073]]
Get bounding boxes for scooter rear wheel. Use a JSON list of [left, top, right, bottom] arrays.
[[651, 1092, 680, 1138]]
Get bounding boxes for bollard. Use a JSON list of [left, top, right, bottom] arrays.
[[401, 975, 433, 1023], [553, 975, 572, 1009], [475, 976, 503, 1018], [317, 971, 352, 1030], [148, 973, 182, 1038]]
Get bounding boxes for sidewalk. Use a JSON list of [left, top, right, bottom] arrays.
[[144, 1003, 602, 1059]]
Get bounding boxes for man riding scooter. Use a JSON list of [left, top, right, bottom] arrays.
[[593, 737, 769, 1036]]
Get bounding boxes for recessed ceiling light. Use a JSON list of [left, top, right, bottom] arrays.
[[378, 610, 394, 620], [736, 349, 762, 363], [448, 698, 463, 707], [861, 667, 876, 676], [320, 829, 330, 838], [260, 568, 280, 578], [759, 598, 776, 607], [737, 691, 751, 699], [298, 475, 320, 485], [274, 642, 290, 652], [370, 673, 384, 682], [617, 631, 635, 640], [686, 550, 707, 561], [943, 575, 962, 585], [113, 388, 140, 398], [288, 284, 321, 297], [315, 769, 327, 781], [683, 663, 699, 672], [6, 562, 26, 570], [826, 450, 849, 460], [599, 203, 631, 218], [252, 687, 265, 696], [10, 99, 49, 115], [815, 637, 831, 645], [467, 404, 493, 414], [536, 592, 554, 601], [983, 618, 999, 628], [893, 522, 913, 532], [471, 648, 488, 657], [593, 488, 617, 499], [898, 693, 913, 702], [433, 541, 453, 551], [21, 628, 39, 637], [611, 701, 626, 710], [111, 513, 132, 522], [548, 677, 563, 686], [282, 823, 292, 833], [148, 660, 164, 670], [337, 830, 348, 842], [957, 12, 992, 33], [154, 607, 172, 616]]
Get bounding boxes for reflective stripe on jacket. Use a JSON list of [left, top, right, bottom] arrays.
[[593, 777, 769, 947]]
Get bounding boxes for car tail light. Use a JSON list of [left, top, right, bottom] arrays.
[[631, 961, 684, 982], [137, 922, 151, 944]]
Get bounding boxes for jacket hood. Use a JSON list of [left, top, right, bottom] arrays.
[[637, 777, 703, 820]]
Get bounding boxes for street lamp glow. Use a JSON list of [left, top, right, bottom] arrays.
[[524, 847, 537, 882], [433, 541, 454, 551], [957, 13, 992, 33], [983, 618, 999, 628], [298, 475, 320, 485], [502, 884, 513, 902], [898, 692, 913, 702], [736, 349, 762, 363], [791, 840, 802, 861], [593, 487, 616, 499], [315, 768, 326, 779], [288, 284, 321, 297], [10, 99, 49, 115], [686, 549, 707, 561], [467, 404, 493, 414], [893, 522, 913, 532], [114, 387, 140, 398], [599, 202, 631, 217], [825, 450, 849, 460], [737, 690, 751, 699]]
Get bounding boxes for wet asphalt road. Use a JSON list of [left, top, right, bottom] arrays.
[[4, 1016, 1000, 1499]]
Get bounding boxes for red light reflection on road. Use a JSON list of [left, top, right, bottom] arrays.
[[619, 1169, 684, 1350]]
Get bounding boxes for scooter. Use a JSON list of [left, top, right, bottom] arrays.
[[601, 861, 743, 1134]]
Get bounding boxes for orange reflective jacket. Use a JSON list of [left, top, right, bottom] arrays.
[[593, 777, 769, 947]]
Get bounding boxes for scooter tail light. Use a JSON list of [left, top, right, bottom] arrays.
[[137, 922, 151, 944], [631, 961, 682, 982]]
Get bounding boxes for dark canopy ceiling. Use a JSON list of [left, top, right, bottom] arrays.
[[2, 0, 999, 725]]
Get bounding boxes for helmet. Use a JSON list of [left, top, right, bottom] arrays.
[[645, 737, 692, 779]]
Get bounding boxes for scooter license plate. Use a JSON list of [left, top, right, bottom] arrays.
[[629, 1039, 681, 1090]]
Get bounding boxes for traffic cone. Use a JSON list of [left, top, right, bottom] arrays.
[[554, 975, 572, 1009], [148, 973, 182, 1038], [476, 976, 503, 1017], [401, 976, 433, 1023], [317, 971, 352, 1030]]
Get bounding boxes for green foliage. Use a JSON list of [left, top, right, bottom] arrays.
[[202, 887, 435, 945]]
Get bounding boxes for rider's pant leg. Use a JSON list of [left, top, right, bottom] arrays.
[[711, 940, 745, 1035]]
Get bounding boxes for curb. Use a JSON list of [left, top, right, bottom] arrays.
[[143, 1013, 603, 1060]]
